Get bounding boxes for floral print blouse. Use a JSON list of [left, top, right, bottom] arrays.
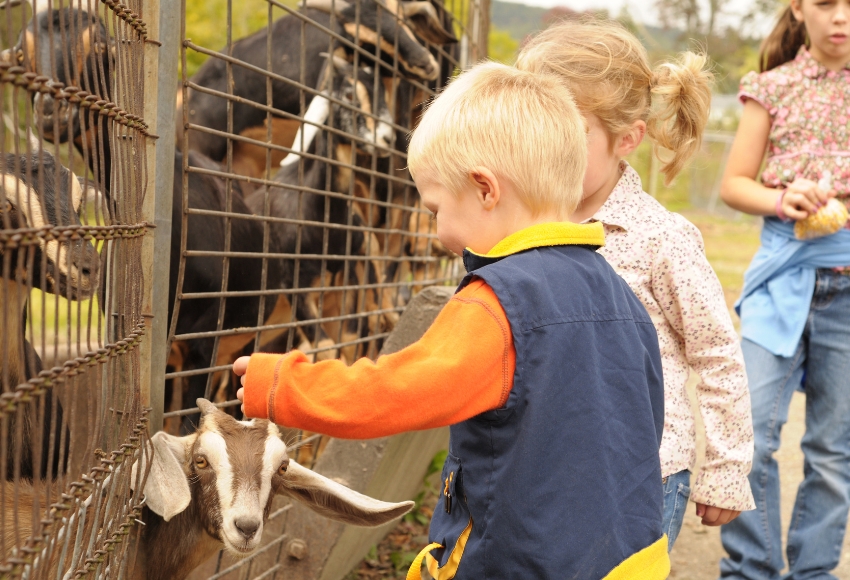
[[590, 164, 756, 512], [739, 46, 850, 206]]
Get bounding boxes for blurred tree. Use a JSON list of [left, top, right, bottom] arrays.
[[652, 0, 785, 92], [489, 25, 519, 63], [183, 0, 298, 77]]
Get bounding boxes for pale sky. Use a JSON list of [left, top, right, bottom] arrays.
[[500, 0, 768, 31]]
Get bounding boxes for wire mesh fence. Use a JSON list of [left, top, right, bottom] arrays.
[[168, 0, 486, 577], [168, 0, 483, 447], [0, 0, 152, 576], [0, 0, 487, 575]]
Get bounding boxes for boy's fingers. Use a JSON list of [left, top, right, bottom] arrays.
[[233, 356, 250, 376], [237, 387, 245, 402]]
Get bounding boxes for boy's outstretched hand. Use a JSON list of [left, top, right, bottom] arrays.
[[696, 503, 740, 526], [234, 356, 250, 415]]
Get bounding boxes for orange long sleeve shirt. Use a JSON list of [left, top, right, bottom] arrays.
[[242, 278, 516, 439]]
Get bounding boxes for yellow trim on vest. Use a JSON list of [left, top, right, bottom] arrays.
[[427, 517, 473, 580], [406, 542, 443, 580], [602, 535, 670, 580], [467, 221, 606, 259], [406, 518, 473, 580]]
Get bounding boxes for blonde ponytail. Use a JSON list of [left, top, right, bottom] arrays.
[[516, 18, 714, 185], [647, 52, 712, 184]]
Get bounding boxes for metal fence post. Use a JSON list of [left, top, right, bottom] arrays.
[[141, 0, 180, 433]]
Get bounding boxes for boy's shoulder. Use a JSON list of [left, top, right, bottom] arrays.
[[474, 242, 653, 327]]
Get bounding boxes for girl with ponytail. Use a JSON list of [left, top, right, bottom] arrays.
[[516, 18, 756, 551], [717, 0, 850, 577]]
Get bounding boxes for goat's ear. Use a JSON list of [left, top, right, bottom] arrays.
[[138, 431, 196, 522], [278, 460, 413, 527], [401, 1, 458, 44]]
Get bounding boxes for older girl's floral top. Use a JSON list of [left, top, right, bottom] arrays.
[[739, 46, 850, 207], [589, 163, 756, 512]]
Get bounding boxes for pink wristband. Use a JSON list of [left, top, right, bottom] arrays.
[[776, 190, 791, 222]]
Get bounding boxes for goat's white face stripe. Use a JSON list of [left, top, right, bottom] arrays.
[[198, 428, 234, 514], [70, 176, 84, 214], [281, 96, 330, 167], [2, 174, 65, 279], [260, 422, 286, 511], [199, 417, 286, 552]]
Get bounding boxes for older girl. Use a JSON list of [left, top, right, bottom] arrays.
[[718, 0, 850, 577]]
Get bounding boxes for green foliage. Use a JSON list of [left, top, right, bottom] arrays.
[[488, 25, 518, 64], [390, 549, 418, 572], [490, 0, 548, 42], [403, 448, 447, 525], [626, 141, 691, 212], [183, 0, 299, 78]]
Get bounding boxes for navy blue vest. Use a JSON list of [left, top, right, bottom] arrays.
[[427, 242, 665, 579]]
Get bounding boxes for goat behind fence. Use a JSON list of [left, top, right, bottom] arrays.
[[0, 0, 489, 576]]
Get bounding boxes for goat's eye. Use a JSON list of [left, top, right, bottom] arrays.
[[278, 460, 288, 475], [194, 455, 209, 469]]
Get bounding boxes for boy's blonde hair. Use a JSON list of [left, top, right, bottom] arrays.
[[407, 61, 586, 220], [516, 18, 713, 185]]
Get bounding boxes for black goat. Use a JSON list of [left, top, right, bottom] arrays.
[[0, 142, 98, 480], [5, 8, 286, 431], [245, 55, 397, 364], [0, 7, 115, 205], [181, 0, 455, 164]]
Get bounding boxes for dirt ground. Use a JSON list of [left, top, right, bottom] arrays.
[[670, 387, 850, 579]]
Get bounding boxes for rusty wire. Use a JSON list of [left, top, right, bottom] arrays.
[[0, 0, 153, 575]]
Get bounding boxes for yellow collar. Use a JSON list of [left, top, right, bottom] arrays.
[[467, 222, 605, 259]]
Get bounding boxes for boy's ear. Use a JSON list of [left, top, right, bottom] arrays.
[[615, 120, 646, 158], [469, 167, 500, 210]]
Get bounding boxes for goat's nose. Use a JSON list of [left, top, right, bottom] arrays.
[[234, 517, 260, 540]]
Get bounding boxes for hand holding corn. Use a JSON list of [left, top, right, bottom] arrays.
[[793, 172, 849, 240]]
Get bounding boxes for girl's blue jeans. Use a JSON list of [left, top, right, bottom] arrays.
[[663, 469, 691, 551], [720, 270, 850, 580]]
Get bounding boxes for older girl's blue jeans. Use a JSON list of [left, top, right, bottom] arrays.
[[720, 270, 850, 580]]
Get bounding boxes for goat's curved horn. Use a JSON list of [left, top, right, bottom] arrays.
[[401, 1, 458, 44], [301, 0, 352, 14], [330, 53, 352, 74], [196, 398, 219, 417], [280, 95, 331, 168], [26, 129, 41, 154], [279, 460, 414, 526]]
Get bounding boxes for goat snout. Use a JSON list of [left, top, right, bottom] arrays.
[[33, 94, 72, 142], [234, 516, 260, 540]]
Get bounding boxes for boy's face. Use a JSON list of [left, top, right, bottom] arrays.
[[415, 172, 505, 256]]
